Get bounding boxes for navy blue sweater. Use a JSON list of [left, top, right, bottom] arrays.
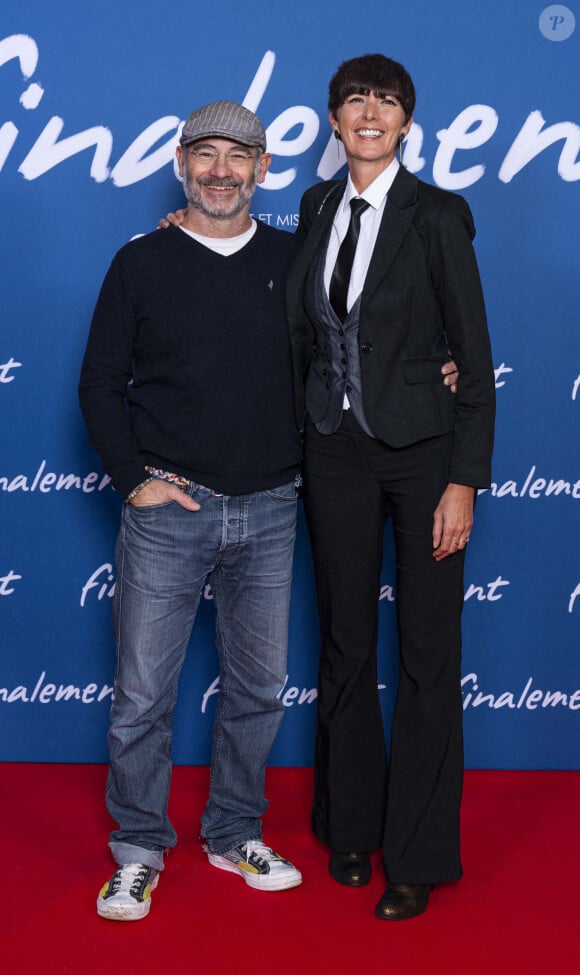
[[79, 222, 301, 497]]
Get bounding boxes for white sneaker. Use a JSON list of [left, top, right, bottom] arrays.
[[206, 840, 302, 891], [97, 863, 159, 921]]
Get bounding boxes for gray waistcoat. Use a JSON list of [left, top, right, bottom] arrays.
[[303, 242, 375, 436]]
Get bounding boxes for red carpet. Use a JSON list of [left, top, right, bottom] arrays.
[[3, 765, 579, 974]]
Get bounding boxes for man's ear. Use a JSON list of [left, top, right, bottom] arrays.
[[175, 145, 185, 179], [255, 152, 272, 185]]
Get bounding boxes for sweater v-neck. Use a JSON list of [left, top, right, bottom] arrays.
[[173, 220, 260, 260]]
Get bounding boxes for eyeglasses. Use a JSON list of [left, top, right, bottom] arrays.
[[185, 146, 259, 167]]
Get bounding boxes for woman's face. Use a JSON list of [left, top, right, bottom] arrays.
[[331, 91, 411, 173]]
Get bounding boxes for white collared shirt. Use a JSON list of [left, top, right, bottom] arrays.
[[323, 158, 400, 310]]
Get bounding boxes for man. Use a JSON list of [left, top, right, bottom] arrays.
[[79, 101, 304, 921]]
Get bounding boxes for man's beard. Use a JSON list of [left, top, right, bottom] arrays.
[[183, 167, 257, 220]]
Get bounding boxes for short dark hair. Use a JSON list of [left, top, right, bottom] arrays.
[[328, 54, 416, 123]]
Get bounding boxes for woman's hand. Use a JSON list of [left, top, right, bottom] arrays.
[[432, 483, 475, 561], [157, 208, 187, 229]]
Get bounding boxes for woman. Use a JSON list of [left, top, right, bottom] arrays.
[[286, 54, 495, 920]]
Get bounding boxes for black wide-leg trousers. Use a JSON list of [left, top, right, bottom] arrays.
[[303, 411, 465, 885]]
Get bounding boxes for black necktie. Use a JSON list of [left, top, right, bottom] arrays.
[[329, 197, 370, 322]]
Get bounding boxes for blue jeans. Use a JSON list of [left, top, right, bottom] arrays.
[[106, 480, 297, 871]]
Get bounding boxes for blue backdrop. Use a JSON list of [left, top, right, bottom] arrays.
[[1, 1, 579, 768]]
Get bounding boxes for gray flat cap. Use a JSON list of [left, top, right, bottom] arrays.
[[180, 100, 266, 151]]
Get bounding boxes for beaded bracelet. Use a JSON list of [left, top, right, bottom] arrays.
[[126, 477, 154, 502]]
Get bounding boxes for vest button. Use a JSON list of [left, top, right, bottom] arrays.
[[360, 342, 373, 354]]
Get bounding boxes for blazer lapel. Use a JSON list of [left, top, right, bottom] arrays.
[[288, 168, 419, 318], [289, 179, 346, 292], [362, 167, 419, 307]]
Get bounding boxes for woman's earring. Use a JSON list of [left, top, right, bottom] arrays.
[[398, 133, 405, 166], [334, 129, 342, 157]]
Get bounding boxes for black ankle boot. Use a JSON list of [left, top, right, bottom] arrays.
[[329, 851, 371, 887], [375, 883, 431, 920]]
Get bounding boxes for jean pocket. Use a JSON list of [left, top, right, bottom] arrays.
[[264, 480, 298, 502], [125, 499, 176, 513]]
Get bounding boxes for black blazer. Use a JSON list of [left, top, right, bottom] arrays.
[[286, 166, 496, 488]]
